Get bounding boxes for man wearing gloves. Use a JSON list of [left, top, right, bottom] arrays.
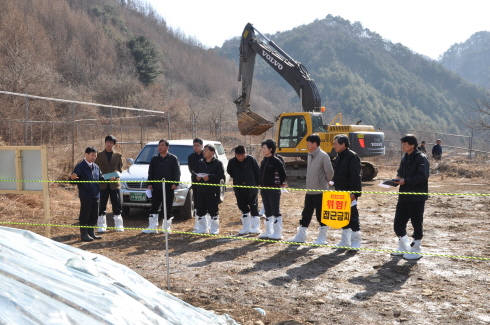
[[331, 134, 363, 249], [143, 139, 181, 234], [227, 145, 262, 235], [392, 134, 430, 259], [287, 134, 333, 244]]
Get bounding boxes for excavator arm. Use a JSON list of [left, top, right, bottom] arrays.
[[235, 23, 322, 135]]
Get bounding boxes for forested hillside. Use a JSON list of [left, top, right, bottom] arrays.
[[218, 16, 487, 133], [0, 0, 294, 134], [440, 31, 490, 90]]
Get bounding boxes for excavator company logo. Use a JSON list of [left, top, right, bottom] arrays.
[[262, 51, 283, 70]]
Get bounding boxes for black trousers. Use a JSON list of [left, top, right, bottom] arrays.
[[260, 188, 281, 217], [79, 198, 99, 225], [99, 187, 121, 216], [234, 187, 259, 216], [343, 204, 360, 232], [300, 194, 324, 227], [394, 201, 425, 240], [150, 189, 174, 219], [195, 191, 220, 217]]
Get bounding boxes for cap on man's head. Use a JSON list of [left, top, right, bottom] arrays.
[[437, 139, 441, 141]]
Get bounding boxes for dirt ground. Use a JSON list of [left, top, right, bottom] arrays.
[[2, 163, 490, 325]]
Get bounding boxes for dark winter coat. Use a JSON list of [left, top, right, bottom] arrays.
[[397, 150, 430, 202], [259, 155, 286, 187], [227, 155, 261, 195], [332, 148, 362, 198], [72, 160, 104, 199], [188, 151, 204, 183], [194, 157, 225, 195], [148, 153, 181, 191]]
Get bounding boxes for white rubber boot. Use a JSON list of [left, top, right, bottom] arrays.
[[336, 228, 352, 248], [258, 217, 273, 239], [206, 214, 211, 233], [391, 235, 411, 256], [161, 217, 174, 233], [350, 231, 362, 249], [142, 214, 159, 234], [312, 226, 328, 245], [258, 206, 265, 216], [238, 213, 251, 235], [113, 215, 124, 232], [210, 216, 220, 235], [403, 239, 422, 260], [196, 215, 209, 234], [249, 216, 262, 234], [286, 226, 308, 243], [270, 216, 283, 240], [97, 214, 107, 233]]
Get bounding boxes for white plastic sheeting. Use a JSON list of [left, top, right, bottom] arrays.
[[0, 227, 238, 325]]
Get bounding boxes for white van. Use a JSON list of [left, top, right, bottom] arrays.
[[119, 139, 229, 219]]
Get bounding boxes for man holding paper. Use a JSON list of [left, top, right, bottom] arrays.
[[95, 135, 124, 232], [331, 134, 363, 249]]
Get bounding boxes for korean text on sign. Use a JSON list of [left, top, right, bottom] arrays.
[[321, 191, 351, 229]]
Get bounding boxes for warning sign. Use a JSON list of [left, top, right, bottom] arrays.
[[321, 191, 351, 229]]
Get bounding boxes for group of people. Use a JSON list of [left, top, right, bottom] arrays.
[[417, 139, 443, 161], [71, 133, 430, 260], [70, 135, 124, 242]]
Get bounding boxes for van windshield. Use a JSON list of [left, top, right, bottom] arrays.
[[134, 145, 194, 165]]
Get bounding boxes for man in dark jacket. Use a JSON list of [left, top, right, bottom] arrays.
[[143, 139, 181, 234], [432, 139, 442, 161], [393, 134, 429, 259], [95, 135, 124, 233], [70, 147, 106, 242], [194, 144, 225, 235], [227, 145, 261, 235], [188, 138, 204, 231], [332, 134, 363, 249]]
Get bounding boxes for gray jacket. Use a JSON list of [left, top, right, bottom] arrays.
[[306, 146, 333, 195]]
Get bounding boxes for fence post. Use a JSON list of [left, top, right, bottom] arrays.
[[24, 96, 29, 145], [71, 102, 75, 165], [140, 109, 143, 149], [469, 129, 473, 160], [167, 112, 170, 140]]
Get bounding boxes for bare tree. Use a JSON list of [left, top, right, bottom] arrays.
[[469, 97, 490, 133]]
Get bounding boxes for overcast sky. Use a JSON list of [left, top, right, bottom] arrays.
[[146, 0, 489, 60]]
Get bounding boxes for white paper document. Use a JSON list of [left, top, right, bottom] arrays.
[[145, 189, 152, 198], [192, 172, 210, 178], [351, 199, 357, 207]]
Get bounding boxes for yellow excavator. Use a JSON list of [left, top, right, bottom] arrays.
[[234, 23, 385, 181]]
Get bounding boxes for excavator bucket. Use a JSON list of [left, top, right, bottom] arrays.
[[237, 110, 274, 136]]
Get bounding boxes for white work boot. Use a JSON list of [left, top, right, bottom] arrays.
[[270, 216, 283, 240], [391, 235, 411, 256], [196, 215, 209, 234], [97, 214, 107, 233], [249, 216, 262, 234], [336, 228, 352, 248], [206, 214, 211, 233], [350, 231, 362, 249], [113, 215, 124, 232], [312, 226, 328, 245], [403, 239, 422, 260], [258, 217, 273, 239], [210, 216, 220, 235], [286, 226, 308, 243], [161, 217, 174, 233], [238, 213, 252, 235], [142, 214, 159, 234]]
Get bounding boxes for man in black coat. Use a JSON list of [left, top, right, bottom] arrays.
[[194, 144, 225, 235], [227, 145, 261, 235], [143, 139, 181, 234], [393, 134, 429, 259], [332, 134, 363, 249], [70, 147, 106, 242], [188, 138, 204, 231]]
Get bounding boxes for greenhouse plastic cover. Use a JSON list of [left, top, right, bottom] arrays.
[[0, 226, 238, 325]]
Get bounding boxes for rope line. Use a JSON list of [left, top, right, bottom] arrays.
[[1, 179, 489, 196], [0, 221, 488, 261]]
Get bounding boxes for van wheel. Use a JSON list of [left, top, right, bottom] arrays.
[[122, 206, 130, 217], [179, 189, 194, 220]]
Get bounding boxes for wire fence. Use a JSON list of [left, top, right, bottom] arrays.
[[1, 90, 489, 182]]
